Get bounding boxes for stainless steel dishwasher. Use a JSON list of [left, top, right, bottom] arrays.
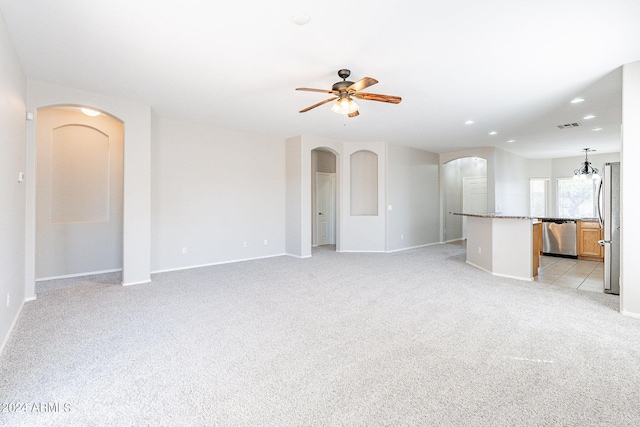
[[542, 219, 577, 257]]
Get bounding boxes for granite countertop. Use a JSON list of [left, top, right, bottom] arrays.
[[453, 213, 600, 222], [538, 217, 599, 222], [453, 213, 534, 219]]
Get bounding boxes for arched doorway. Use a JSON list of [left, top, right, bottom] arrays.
[[312, 148, 337, 251], [35, 106, 124, 287], [443, 157, 488, 242]]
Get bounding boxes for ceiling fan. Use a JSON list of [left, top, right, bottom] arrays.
[[296, 69, 402, 118]]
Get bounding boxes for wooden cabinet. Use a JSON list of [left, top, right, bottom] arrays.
[[533, 222, 542, 276], [577, 220, 604, 261]]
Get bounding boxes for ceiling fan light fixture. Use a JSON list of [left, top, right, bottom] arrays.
[[331, 96, 359, 115], [80, 107, 100, 117]]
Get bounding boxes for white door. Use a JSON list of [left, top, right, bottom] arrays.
[[316, 173, 336, 245], [462, 176, 488, 238]]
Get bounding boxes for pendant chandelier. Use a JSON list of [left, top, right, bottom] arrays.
[[573, 148, 600, 180]]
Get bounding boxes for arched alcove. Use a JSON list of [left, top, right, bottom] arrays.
[[25, 80, 152, 298], [35, 106, 124, 282]]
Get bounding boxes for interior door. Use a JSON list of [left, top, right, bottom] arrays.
[[316, 172, 336, 245], [462, 176, 488, 238]]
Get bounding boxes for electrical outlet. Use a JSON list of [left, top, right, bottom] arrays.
[[6, 293, 10, 307], [181, 247, 187, 254], [401, 234, 404, 240], [478, 247, 482, 254], [264, 239, 268, 245], [243, 241, 248, 247]]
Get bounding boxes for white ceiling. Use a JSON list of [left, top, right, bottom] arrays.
[[2, 0, 639, 159]]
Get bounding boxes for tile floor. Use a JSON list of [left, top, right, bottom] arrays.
[[535, 255, 604, 293]]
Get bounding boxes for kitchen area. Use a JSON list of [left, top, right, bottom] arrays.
[[450, 157, 620, 296], [538, 161, 620, 294]]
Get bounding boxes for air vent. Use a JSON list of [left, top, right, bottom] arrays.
[[557, 122, 581, 129]]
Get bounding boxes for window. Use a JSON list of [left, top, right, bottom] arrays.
[[557, 177, 599, 218], [530, 178, 548, 217]]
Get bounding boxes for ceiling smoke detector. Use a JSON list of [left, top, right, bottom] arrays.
[[557, 122, 581, 129]]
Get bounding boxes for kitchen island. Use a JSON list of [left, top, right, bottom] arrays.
[[454, 213, 541, 281]]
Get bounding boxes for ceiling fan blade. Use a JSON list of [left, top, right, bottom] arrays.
[[299, 97, 337, 113], [296, 87, 337, 94], [348, 77, 378, 92], [348, 110, 360, 118], [354, 92, 402, 104]]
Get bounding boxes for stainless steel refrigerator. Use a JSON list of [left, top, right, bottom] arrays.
[[598, 162, 620, 295]]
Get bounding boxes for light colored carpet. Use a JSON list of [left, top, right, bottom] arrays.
[[1, 244, 639, 426]]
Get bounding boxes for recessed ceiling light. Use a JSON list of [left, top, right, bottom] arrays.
[[291, 13, 311, 25], [489, 131, 498, 135], [570, 97, 585, 104], [583, 115, 595, 120], [507, 139, 515, 143], [465, 120, 474, 125], [592, 127, 603, 131], [80, 108, 100, 117]]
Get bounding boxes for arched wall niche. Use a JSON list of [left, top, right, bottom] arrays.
[[350, 150, 378, 216]]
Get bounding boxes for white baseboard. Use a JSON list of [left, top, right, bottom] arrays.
[[338, 250, 386, 253], [621, 310, 640, 319], [36, 268, 122, 282], [1, 299, 26, 358], [386, 242, 440, 253], [151, 253, 289, 275], [492, 271, 534, 282], [466, 260, 532, 281], [121, 279, 152, 287], [285, 253, 312, 259], [444, 238, 465, 244], [466, 260, 493, 275]]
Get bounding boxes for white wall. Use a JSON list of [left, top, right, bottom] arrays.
[[285, 135, 304, 257], [150, 117, 286, 271], [493, 148, 530, 216], [621, 60, 640, 317], [0, 10, 27, 355], [26, 79, 151, 290], [386, 143, 440, 251]]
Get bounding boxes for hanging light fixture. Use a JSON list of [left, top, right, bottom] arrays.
[[573, 148, 600, 180], [330, 93, 359, 115]]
